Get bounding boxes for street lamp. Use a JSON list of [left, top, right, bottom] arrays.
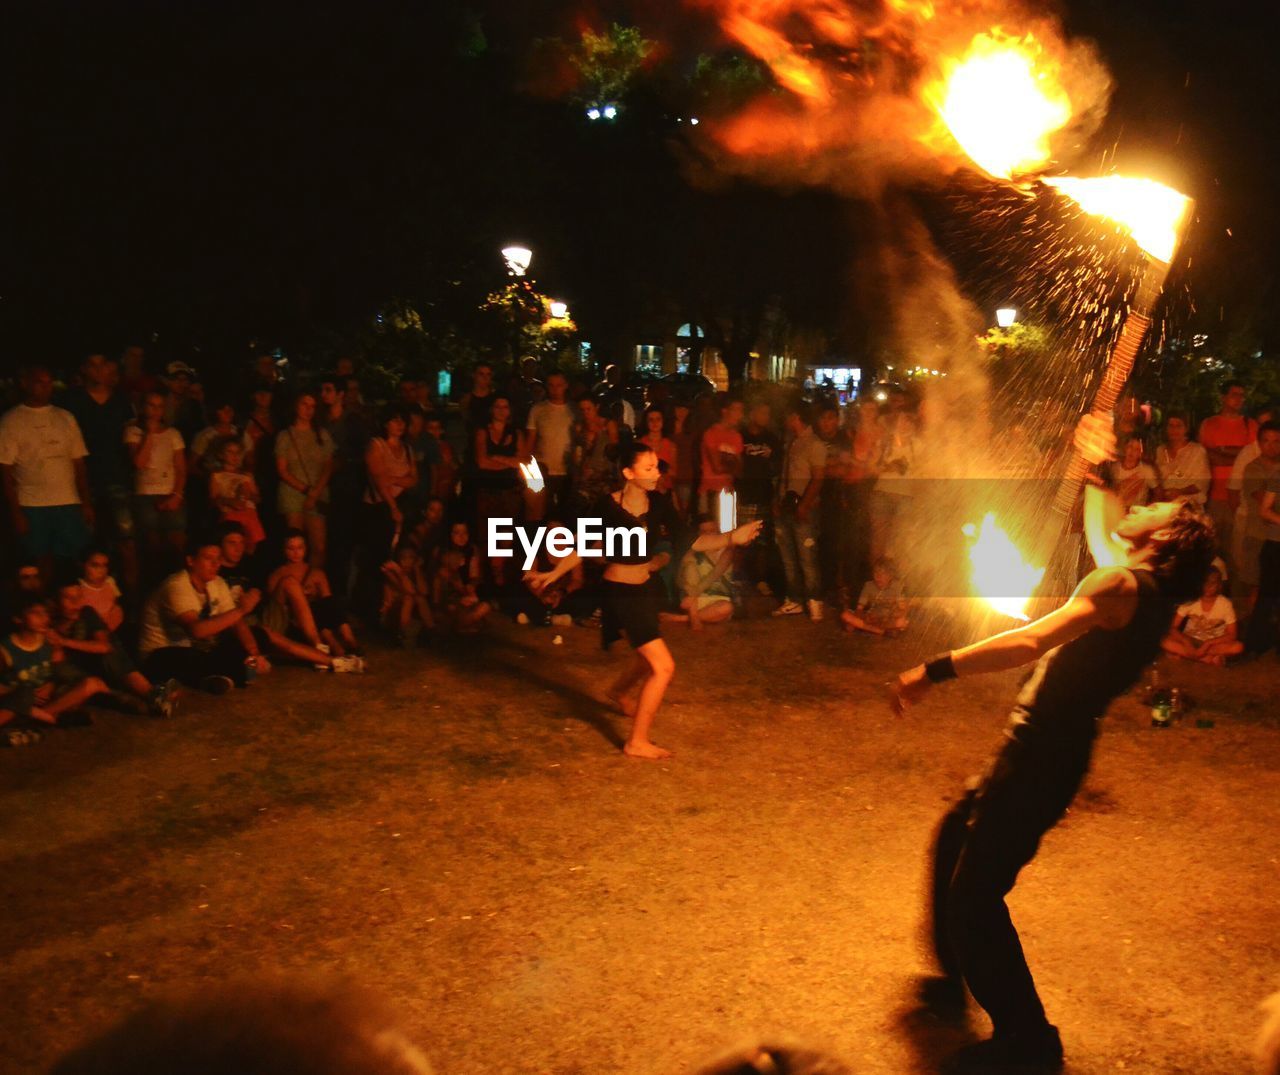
[[549, 301, 569, 320], [995, 306, 1018, 328], [502, 245, 533, 277]]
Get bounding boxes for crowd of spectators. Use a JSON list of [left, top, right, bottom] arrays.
[[2, 347, 1276, 746]]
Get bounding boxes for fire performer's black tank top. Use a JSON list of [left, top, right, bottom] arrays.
[[1010, 568, 1175, 740]]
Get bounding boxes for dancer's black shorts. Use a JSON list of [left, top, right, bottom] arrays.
[[602, 578, 662, 649]]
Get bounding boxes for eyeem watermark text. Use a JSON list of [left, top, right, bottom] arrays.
[[487, 518, 646, 570]]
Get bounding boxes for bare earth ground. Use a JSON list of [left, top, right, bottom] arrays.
[[2, 611, 1277, 1075]]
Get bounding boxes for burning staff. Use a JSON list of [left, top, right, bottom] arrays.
[[890, 420, 1217, 1071]]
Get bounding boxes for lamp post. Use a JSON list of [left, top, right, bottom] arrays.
[[502, 245, 532, 277], [995, 306, 1018, 328]]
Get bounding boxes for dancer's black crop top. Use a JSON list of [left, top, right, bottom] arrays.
[[594, 490, 683, 565]]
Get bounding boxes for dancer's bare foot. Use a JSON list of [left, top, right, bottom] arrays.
[[623, 739, 672, 760]]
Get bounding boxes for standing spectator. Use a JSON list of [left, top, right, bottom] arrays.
[[872, 389, 917, 564], [424, 414, 458, 503], [459, 362, 496, 443], [118, 343, 158, 407], [526, 372, 575, 520], [773, 403, 826, 621], [161, 362, 206, 444], [698, 397, 744, 515], [189, 398, 252, 480], [276, 391, 335, 567], [62, 352, 139, 589], [1105, 434, 1158, 512], [842, 397, 882, 599], [359, 408, 417, 607], [1242, 422, 1280, 655], [592, 364, 636, 430], [639, 406, 679, 494], [814, 403, 848, 602], [739, 401, 780, 592], [670, 401, 696, 517], [571, 397, 615, 513], [474, 397, 526, 582], [318, 374, 366, 599], [1227, 402, 1276, 592], [1235, 416, 1279, 621], [1199, 380, 1257, 573], [0, 364, 94, 572], [125, 390, 187, 565], [1155, 413, 1211, 506], [209, 437, 265, 551], [137, 537, 267, 693]]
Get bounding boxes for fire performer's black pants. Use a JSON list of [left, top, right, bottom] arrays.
[[930, 717, 1095, 1038]]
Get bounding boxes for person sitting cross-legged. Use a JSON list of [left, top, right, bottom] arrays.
[[48, 577, 178, 717], [2, 594, 105, 744], [840, 556, 909, 637], [679, 515, 736, 630], [1161, 565, 1243, 665]]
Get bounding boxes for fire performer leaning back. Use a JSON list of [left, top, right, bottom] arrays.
[[889, 416, 1217, 1073]]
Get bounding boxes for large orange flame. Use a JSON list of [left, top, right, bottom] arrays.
[[962, 513, 1045, 621], [924, 31, 1072, 179], [1044, 175, 1192, 263]]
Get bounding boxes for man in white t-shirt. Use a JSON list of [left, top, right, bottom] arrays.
[[525, 372, 575, 519], [1161, 566, 1243, 665], [138, 537, 268, 693], [0, 365, 94, 564]]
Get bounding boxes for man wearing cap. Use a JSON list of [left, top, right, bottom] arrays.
[[0, 365, 95, 569]]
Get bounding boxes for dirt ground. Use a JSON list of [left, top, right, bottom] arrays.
[[2, 610, 1277, 1075]]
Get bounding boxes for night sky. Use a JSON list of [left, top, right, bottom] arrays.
[[8, 0, 1278, 371]]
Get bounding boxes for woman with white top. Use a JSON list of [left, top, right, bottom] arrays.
[[1154, 413, 1211, 507]]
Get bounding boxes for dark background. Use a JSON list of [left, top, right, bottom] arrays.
[[6, 0, 1277, 379]]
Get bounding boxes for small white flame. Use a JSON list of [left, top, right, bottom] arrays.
[[717, 489, 737, 534], [519, 457, 545, 493], [963, 513, 1045, 621]]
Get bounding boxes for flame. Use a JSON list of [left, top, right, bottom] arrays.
[[717, 489, 738, 534], [962, 513, 1044, 621], [519, 457, 545, 494], [925, 31, 1072, 180], [1043, 175, 1191, 263]]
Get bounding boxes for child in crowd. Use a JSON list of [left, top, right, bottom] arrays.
[[125, 389, 188, 562], [49, 579, 178, 717], [1, 595, 105, 745], [408, 496, 448, 558], [1162, 566, 1244, 665], [679, 515, 736, 629], [79, 550, 126, 632], [380, 543, 434, 646], [209, 437, 266, 551], [425, 414, 458, 501], [840, 557, 909, 636], [432, 521, 491, 632]]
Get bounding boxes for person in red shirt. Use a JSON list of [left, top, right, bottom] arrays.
[[1199, 380, 1257, 578], [697, 396, 744, 515]]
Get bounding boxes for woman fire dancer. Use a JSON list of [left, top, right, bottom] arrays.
[[526, 442, 761, 759]]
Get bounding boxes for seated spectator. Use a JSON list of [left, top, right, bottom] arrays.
[[264, 530, 364, 664], [840, 556, 909, 636], [2, 594, 104, 743], [125, 390, 188, 564], [79, 548, 125, 632], [380, 543, 434, 646], [49, 578, 177, 717], [1162, 566, 1243, 665], [219, 524, 357, 673], [510, 517, 593, 627], [679, 515, 736, 629], [210, 436, 266, 551], [432, 521, 491, 632], [137, 536, 270, 694]]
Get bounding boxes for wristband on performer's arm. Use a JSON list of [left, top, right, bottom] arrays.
[[924, 652, 958, 684]]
